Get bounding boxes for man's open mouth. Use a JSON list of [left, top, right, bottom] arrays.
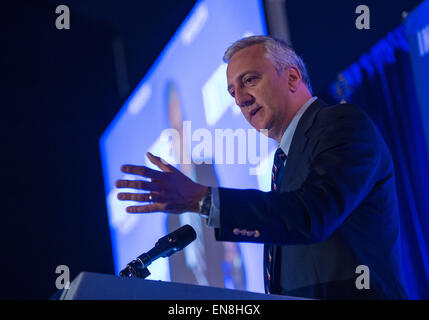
[[250, 106, 262, 117]]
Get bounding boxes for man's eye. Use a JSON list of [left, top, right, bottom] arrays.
[[245, 77, 257, 84], [229, 90, 235, 98]]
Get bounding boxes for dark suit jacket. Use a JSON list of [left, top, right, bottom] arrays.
[[214, 99, 407, 299]]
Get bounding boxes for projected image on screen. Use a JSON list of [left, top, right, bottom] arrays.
[[100, 0, 275, 293]]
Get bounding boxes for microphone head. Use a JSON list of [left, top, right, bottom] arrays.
[[168, 224, 197, 251], [135, 224, 198, 266]]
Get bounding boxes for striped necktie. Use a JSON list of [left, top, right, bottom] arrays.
[[271, 147, 287, 191], [266, 146, 287, 293]]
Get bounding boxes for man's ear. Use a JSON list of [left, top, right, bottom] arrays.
[[287, 66, 303, 92]]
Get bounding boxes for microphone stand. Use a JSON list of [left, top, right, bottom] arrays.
[[119, 259, 151, 279]]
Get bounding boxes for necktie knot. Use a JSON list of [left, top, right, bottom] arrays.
[[274, 147, 287, 167]]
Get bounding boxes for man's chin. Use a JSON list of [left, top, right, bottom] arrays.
[[257, 127, 270, 137], [249, 118, 269, 136], [253, 123, 272, 138], [250, 118, 265, 132]]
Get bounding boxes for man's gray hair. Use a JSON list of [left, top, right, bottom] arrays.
[[223, 35, 312, 94]]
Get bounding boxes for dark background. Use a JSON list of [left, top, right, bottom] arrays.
[[1, 0, 422, 299]]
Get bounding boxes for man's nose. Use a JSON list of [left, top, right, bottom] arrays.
[[235, 88, 255, 108]]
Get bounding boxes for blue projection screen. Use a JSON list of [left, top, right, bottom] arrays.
[[100, 0, 275, 293]]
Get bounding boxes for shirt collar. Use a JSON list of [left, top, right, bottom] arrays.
[[279, 96, 318, 156]]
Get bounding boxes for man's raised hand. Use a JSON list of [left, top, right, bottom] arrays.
[[116, 152, 209, 214]]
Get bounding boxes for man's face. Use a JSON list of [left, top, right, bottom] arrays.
[[226, 44, 290, 138]]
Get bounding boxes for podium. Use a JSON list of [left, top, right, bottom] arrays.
[[57, 272, 305, 300]]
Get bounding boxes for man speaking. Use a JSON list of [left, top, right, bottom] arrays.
[[116, 36, 407, 299]]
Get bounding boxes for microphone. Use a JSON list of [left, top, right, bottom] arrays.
[[119, 224, 197, 278]]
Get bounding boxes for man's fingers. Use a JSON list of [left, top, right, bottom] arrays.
[[117, 192, 164, 202], [121, 164, 164, 179], [126, 203, 165, 213], [147, 152, 177, 173], [115, 179, 158, 191]]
